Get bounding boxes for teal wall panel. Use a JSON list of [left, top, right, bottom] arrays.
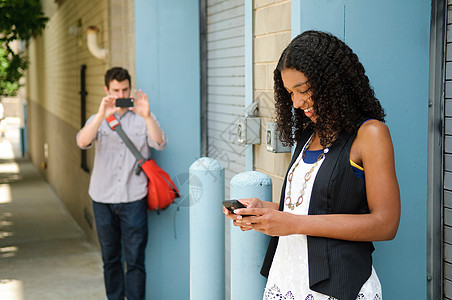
[[294, 0, 431, 298], [135, 1, 200, 299]]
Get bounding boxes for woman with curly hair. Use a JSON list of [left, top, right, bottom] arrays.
[[223, 31, 400, 299]]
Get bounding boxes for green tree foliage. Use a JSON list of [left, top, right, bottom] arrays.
[[0, 0, 48, 97]]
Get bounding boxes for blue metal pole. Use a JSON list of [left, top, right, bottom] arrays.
[[189, 157, 225, 300], [230, 171, 272, 300]]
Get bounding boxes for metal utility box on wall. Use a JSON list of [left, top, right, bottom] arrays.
[[266, 122, 291, 153], [237, 117, 260, 145]]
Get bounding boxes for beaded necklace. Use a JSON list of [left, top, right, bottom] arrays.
[[284, 133, 329, 210]]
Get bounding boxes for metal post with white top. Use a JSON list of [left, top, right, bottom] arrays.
[[229, 171, 272, 299], [189, 157, 225, 300]]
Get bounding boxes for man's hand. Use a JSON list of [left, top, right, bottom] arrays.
[[131, 89, 150, 118], [99, 95, 121, 118], [130, 89, 164, 145], [76, 95, 120, 148]]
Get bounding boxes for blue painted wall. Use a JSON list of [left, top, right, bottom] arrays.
[[135, 1, 200, 299], [293, 0, 431, 298]]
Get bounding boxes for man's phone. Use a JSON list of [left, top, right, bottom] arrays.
[[222, 199, 253, 216], [115, 98, 134, 107]]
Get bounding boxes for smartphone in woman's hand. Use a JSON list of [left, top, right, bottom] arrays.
[[222, 199, 253, 216]]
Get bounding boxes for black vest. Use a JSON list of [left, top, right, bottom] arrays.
[[261, 129, 374, 300]]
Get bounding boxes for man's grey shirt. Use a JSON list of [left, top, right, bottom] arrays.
[[77, 111, 168, 203]]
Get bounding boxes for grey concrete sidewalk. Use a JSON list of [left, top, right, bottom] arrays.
[[0, 118, 105, 300]]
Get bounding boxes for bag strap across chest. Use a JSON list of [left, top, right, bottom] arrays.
[[106, 115, 147, 174]]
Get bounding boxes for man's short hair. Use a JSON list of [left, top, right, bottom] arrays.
[[104, 67, 131, 89]]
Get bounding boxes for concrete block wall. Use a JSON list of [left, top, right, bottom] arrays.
[[109, 0, 136, 80], [26, 0, 136, 244], [253, 0, 292, 203]]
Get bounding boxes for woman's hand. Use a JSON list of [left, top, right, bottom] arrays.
[[223, 198, 257, 218], [223, 198, 284, 234], [223, 198, 263, 231], [233, 207, 298, 236]]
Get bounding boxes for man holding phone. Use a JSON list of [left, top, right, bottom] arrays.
[[76, 67, 167, 300]]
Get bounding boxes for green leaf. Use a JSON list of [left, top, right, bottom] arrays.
[[0, 0, 48, 98]]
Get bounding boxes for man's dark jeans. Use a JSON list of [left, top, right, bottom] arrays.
[[93, 198, 148, 300]]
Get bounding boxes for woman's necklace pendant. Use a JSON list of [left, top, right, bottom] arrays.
[[284, 133, 329, 211]]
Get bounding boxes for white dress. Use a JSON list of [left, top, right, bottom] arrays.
[[263, 143, 382, 300]]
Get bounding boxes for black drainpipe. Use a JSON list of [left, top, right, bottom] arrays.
[[80, 64, 89, 172]]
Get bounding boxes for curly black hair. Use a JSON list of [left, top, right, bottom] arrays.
[[274, 30, 385, 147]]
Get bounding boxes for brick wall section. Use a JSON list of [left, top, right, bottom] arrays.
[[27, 0, 109, 129], [253, 0, 292, 203], [26, 0, 136, 243]]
